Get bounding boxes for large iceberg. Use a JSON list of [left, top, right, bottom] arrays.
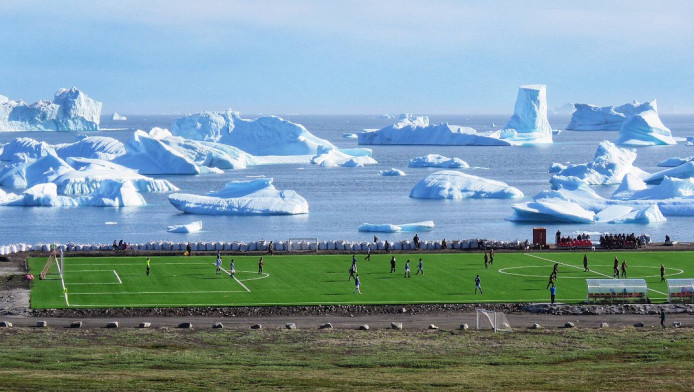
[[171, 110, 337, 155], [358, 221, 435, 233], [643, 162, 694, 184], [54, 135, 126, 161], [616, 101, 675, 146], [498, 84, 553, 145], [0, 183, 77, 207], [77, 180, 146, 207], [115, 129, 201, 175], [0, 87, 102, 132], [0, 137, 53, 161], [566, 101, 653, 131], [168, 178, 309, 215], [0, 152, 74, 188], [408, 154, 469, 168], [509, 199, 596, 223], [552, 140, 645, 184], [0, 180, 145, 207], [357, 114, 511, 146], [409, 170, 523, 199]]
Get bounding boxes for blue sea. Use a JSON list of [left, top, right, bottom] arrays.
[[1, 114, 693, 246]]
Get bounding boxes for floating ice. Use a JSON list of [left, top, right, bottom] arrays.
[[611, 173, 648, 200], [643, 162, 694, 184], [408, 154, 469, 168], [115, 129, 201, 175], [548, 163, 567, 173], [509, 199, 596, 223], [111, 112, 127, 121], [342, 133, 357, 139], [54, 135, 126, 161], [499, 84, 553, 145], [614, 176, 694, 200], [311, 146, 377, 168], [596, 204, 666, 224], [0, 180, 145, 207], [0, 151, 74, 188], [566, 101, 653, 131], [358, 220, 435, 233], [616, 101, 675, 146], [0, 137, 54, 161], [0, 183, 77, 207], [168, 178, 309, 215], [0, 87, 102, 132], [532, 176, 607, 212], [171, 110, 337, 155], [167, 221, 203, 233], [553, 140, 645, 184], [657, 156, 694, 167], [379, 168, 406, 176], [77, 179, 146, 207], [410, 170, 523, 199]]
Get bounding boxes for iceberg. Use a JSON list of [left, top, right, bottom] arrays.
[[54, 135, 126, 161], [0, 183, 77, 207], [115, 129, 202, 175], [167, 221, 203, 233], [171, 110, 337, 155], [379, 168, 406, 176], [357, 113, 511, 146], [77, 180, 146, 207], [553, 140, 645, 184], [408, 154, 469, 168], [596, 204, 666, 224], [111, 112, 127, 121], [0, 87, 101, 132], [611, 173, 648, 200], [0, 180, 145, 208], [657, 156, 694, 167], [358, 220, 435, 233], [342, 133, 357, 139], [533, 176, 607, 212], [499, 84, 553, 145], [614, 176, 694, 200], [310, 146, 377, 168], [0, 151, 74, 188], [409, 170, 523, 199], [643, 162, 694, 184], [508, 199, 596, 223], [566, 101, 653, 131], [616, 101, 675, 146], [0, 137, 54, 161], [168, 178, 309, 215]]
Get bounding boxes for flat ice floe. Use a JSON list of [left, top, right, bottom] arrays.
[[358, 221, 435, 232], [643, 162, 694, 184], [409, 170, 523, 199], [379, 168, 406, 176], [509, 199, 596, 223], [408, 154, 469, 168], [310, 146, 377, 168], [168, 178, 309, 215], [0, 180, 146, 207], [167, 221, 203, 233]]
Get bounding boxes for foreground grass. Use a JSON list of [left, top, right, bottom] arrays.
[[0, 327, 692, 391]]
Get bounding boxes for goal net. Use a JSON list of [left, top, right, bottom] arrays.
[[476, 308, 512, 332], [288, 238, 318, 252]]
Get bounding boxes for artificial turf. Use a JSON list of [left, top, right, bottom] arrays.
[[28, 251, 692, 308]]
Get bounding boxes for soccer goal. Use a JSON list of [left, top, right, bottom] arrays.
[[39, 245, 64, 280], [476, 308, 512, 332], [288, 238, 318, 252]]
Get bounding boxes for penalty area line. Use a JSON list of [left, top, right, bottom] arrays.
[[113, 270, 122, 284]]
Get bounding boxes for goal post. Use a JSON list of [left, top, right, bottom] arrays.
[[288, 238, 318, 253], [476, 308, 512, 332]]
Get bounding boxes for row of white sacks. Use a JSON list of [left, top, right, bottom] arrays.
[[0, 239, 526, 256]]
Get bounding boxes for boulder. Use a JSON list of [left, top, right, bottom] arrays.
[[0, 321, 13, 328], [359, 324, 369, 330], [391, 322, 403, 330], [564, 322, 575, 328], [139, 322, 151, 328], [178, 322, 193, 329], [459, 324, 469, 330], [106, 321, 119, 328], [70, 321, 83, 328], [212, 322, 224, 329], [251, 324, 262, 330], [285, 323, 297, 329], [633, 322, 645, 328], [36, 320, 48, 328], [319, 323, 333, 329]]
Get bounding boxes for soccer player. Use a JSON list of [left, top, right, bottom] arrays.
[[621, 259, 628, 278], [484, 253, 488, 269], [146, 257, 150, 277], [416, 258, 424, 275], [365, 246, 371, 261], [661, 264, 665, 282], [215, 254, 222, 275], [546, 273, 555, 290], [613, 257, 620, 278], [550, 285, 556, 304], [583, 254, 589, 272], [404, 260, 411, 278], [475, 275, 483, 294], [258, 257, 263, 274], [390, 256, 396, 273], [348, 264, 356, 281], [354, 274, 361, 294], [351, 254, 358, 273], [489, 248, 494, 265], [186, 242, 192, 257], [552, 263, 559, 280], [230, 259, 235, 278]]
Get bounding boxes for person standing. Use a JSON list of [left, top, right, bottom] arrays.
[[552, 263, 559, 280], [416, 258, 424, 275], [385, 240, 390, 253], [583, 254, 589, 272], [365, 246, 371, 261], [660, 309, 666, 329], [354, 274, 361, 294], [351, 254, 358, 273], [267, 241, 274, 255], [613, 257, 620, 278], [413, 234, 420, 250], [484, 253, 489, 270], [390, 256, 396, 273], [546, 273, 555, 290], [258, 257, 263, 274], [146, 257, 151, 277], [215, 254, 222, 275], [230, 259, 235, 278], [348, 264, 356, 281], [550, 284, 556, 304], [475, 275, 483, 294], [661, 264, 665, 283], [186, 242, 192, 257], [489, 248, 494, 265], [621, 259, 628, 278], [404, 260, 411, 278]]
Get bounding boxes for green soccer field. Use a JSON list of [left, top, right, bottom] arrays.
[[28, 251, 693, 308]]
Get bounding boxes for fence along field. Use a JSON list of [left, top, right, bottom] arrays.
[[29, 251, 692, 308]]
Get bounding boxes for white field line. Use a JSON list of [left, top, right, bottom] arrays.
[[524, 253, 668, 296], [218, 266, 252, 292], [68, 262, 215, 267], [60, 263, 69, 307], [113, 270, 122, 284], [68, 290, 249, 295]]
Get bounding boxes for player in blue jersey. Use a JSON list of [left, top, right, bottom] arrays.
[[215, 254, 222, 275], [229, 259, 235, 278], [416, 258, 424, 275], [354, 274, 361, 294], [404, 260, 411, 278]]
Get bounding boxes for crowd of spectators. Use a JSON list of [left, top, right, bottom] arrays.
[[556, 233, 593, 249], [599, 233, 641, 249]]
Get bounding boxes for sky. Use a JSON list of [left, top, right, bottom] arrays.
[[1, 0, 693, 115]]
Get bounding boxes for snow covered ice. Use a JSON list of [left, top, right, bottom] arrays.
[[310, 146, 377, 168], [358, 221, 435, 233], [111, 112, 127, 121], [552, 140, 645, 184], [616, 101, 675, 146], [0, 180, 146, 207], [408, 154, 469, 168], [409, 170, 523, 199], [167, 221, 203, 233], [566, 101, 654, 131], [378, 168, 406, 176], [498, 84, 554, 145], [168, 178, 309, 215], [0, 87, 102, 132]]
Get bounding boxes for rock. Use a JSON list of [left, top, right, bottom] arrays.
[[139, 322, 151, 328], [70, 321, 82, 328], [0, 321, 13, 328], [531, 323, 542, 329], [673, 322, 681, 328], [359, 324, 369, 330], [106, 321, 119, 328], [600, 322, 609, 328], [285, 323, 296, 329], [459, 323, 469, 330], [212, 322, 224, 329], [634, 322, 645, 328], [564, 322, 575, 328], [319, 323, 333, 329], [391, 322, 403, 330], [429, 324, 439, 330], [178, 322, 193, 329], [400, 308, 407, 314], [36, 320, 48, 328], [251, 324, 262, 330]]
